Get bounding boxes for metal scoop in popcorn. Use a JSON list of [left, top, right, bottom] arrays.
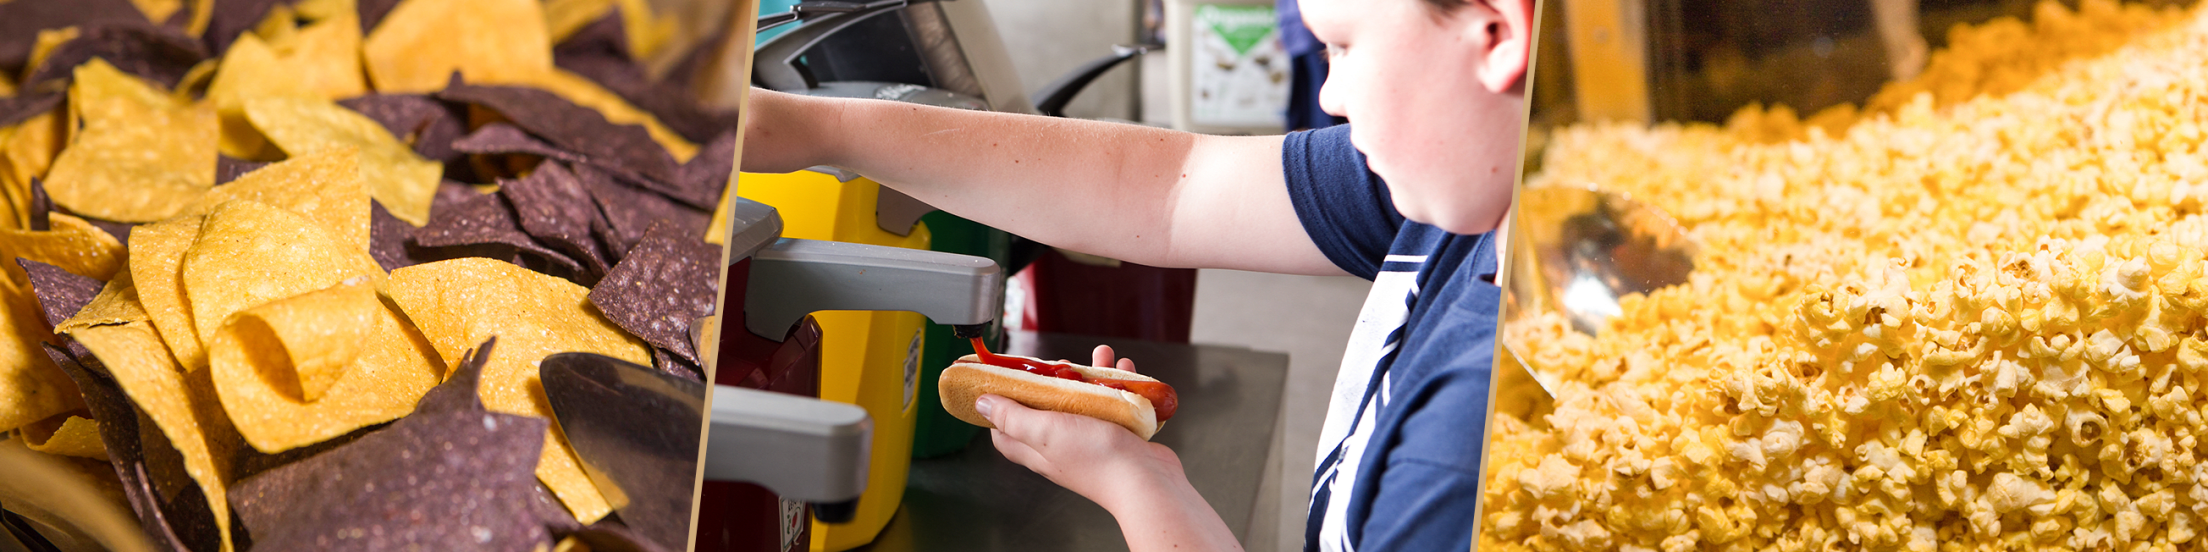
[[1501, 184, 1698, 399]]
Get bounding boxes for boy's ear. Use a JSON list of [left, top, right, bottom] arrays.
[[1466, 0, 1533, 93]]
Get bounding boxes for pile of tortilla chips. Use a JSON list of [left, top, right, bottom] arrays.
[[0, 0, 739, 550]]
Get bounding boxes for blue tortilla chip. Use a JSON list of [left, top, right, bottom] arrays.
[[229, 339, 559, 552], [23, 22, 209, 89], [587, 221, 716, 366], [499, 162, 610, 282], [437, 82, 679, 186], [18, 258, 100, 328]]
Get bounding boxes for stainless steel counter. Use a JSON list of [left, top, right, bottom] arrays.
[[855, 331, 1289, 551]]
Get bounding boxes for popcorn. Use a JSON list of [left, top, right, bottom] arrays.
[[1480, 2, 2208, 550]]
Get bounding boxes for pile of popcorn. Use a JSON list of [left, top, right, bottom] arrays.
[[1479, 2, 2208, 551]]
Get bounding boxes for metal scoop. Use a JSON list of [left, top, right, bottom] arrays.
[[1501, 184, 1698, 397]]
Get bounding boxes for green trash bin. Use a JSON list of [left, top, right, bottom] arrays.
[[912, 211, 1012, 458]]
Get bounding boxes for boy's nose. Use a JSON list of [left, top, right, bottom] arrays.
[[1317, 76, 1350, 119]]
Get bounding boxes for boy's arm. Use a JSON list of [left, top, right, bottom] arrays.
[[742, 89, 1348, 276]]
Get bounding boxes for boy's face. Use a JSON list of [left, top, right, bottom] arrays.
[[1303, 0, 1531, 235]]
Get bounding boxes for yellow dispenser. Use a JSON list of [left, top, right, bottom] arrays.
[[736, 170, 928, 552]]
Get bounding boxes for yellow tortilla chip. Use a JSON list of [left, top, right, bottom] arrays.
[[129, 216, 209, 371], [614, 0, 674, 61], [386, 258, 652, 524], [245, 96, 441, 226], [0, 280, 85, 433], [706, 179, 733, 244], [24, 28, 81, 80], [0, 72, 14, 97], [280, 10, 368, 99], [179, 201, 381, 370], [206, 34, 307, 160], [0, 213, 124, 289], [544, 0, 617, 44], [514, 70, 697, 161], [69, 321, 239, 552], [44, 60, 217, 223], [216, 277, 372, 403], [131, 0, 185, 25], [3, 111, 64, 192], [180, 147, 370, 253], [209, 279, 441, 453], [21, 413, 109, 461], [185, 0, 214, 37], [57, 265, 147, 333], [362, 0, 554, 93], [169, 58, 219, 104], [253, 4, 300, 50], [291, 0, 356, 21]]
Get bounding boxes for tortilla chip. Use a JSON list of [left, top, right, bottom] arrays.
[[41, 343, 207, 551], [180, 200, 382, 372], [587, 221, 716, 366], [128, 215, 207, 371], [200, 0, 285, 56], [503, 70, 696, 162], [18, 257, 101, 329], [337, 93, 466, 162], [182, 146, 371, 253], [276, 8, 368, 100], [229, 338, 557, 551], [544, 0, 618, 46], [57, 265, 146, 333], [251, 3, 299, 49], [361, 0, 554, 93], [68, 320, 241, 552], [502, 162, 611, 280], [0, 280, 84, 433], [705, 181, 732, 245], [411, 191, 584, 277], [71, 322, 241, 549], [169, 58, 218, 103], [0, 89, 63, 131], [21, 412, 110, 460], [131, 0, 185, 24], [367, 200, 419, 272], [3, 110, 64, 188], [43, 59, 217, 223], [440, 81, 678, 184], [214, 277, 374, 403], [1, 212, 125, 288], [205, 34, 306, 160], [246, 96, 441, 226], [574, 163, 706, 257], [209, 279, 442, 453], [214, 156, 267, 184], [386, 257, 652, 523], [613, 0, 673, 61], [452, 122, 588, 164], [0, 0, 143, 70], [21, 22, 210, 90]]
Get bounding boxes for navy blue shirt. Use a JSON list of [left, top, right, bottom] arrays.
[[1283, 125, 1496, 552]]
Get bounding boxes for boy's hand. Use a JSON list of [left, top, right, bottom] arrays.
[[1092, 344, 1138, 373], [977, 394, 1181, 511]]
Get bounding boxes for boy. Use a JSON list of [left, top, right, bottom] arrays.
[[738, 0, 1532, 549]]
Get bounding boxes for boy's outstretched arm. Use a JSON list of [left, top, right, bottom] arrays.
[[742, 89, 1347, 276]]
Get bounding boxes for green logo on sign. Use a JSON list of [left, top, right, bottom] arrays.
[[1196, 4, 1276, 57]]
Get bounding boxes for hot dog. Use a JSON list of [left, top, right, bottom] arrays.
[[939, 338, 1178, 440]]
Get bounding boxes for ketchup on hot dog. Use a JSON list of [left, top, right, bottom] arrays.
[[970, 337, 1178, 421]]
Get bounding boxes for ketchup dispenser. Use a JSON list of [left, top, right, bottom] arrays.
[[699, 198, 1002, 552]]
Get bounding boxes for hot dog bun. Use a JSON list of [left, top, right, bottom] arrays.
[[939, 354, 1164, 440]]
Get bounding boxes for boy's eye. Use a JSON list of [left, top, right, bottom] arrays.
[[1325, 44, 1347, 62]]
